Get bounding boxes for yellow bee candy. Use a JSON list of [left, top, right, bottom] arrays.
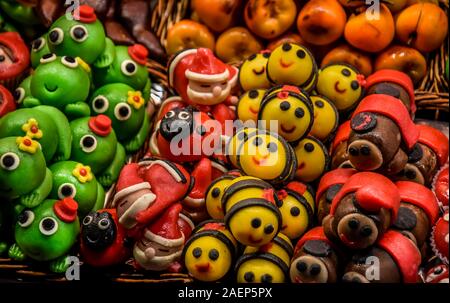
[[244, 232, 293, 266], [238, 51, 271, 91], [294, 136, 330, 183], [236, 253, 289, 283], [205, 172, 240, 220], [267, 43, 317, 92], [236, 89, 266, 123], [316, 63, 364, 112], [309, 95, 339, 142], [226, 127, 258, 168]]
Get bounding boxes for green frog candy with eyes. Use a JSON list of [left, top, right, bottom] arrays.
[[0, 105, 71, 163], [23, 54, 91, 119], [30, 34, 50, 68], [49, 161, 105, 218], [13, 75, 32, 108], [0, 136, 52, 208], [47, 5, 115, 68], [8, 198, 80, 273], [93, 44, 151, 101], [69, 115, 126, 187], [89, 83, 150, 153]]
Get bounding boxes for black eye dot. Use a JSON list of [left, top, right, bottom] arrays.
[[280, 101, 290, 111], [32, 38, 43, 50], [282, 43, 291, 51], [351, 80, 360, 90], [196, 125, 207, 136], [296, 261, 307, 272], [0, 55, 4, 62], [208, 249, 219, 261], [295, 108, 304, 118], [126, 63, 136, 73], [61, 185, 73, 197], [267, 142, 278, 153], [253, 137, 263, 146], [244, 271, 255, 282], [261, 274, 273, 283], [276, 199, 283, 207], [264, 224, 274, 234], [405, 169, 417, 180], [42, 218, 55, 231], [94, 99, 104, 109], [64, 56, 76, 63], [251, 218, 261, 228], [297, 50, 306, 59], [341, 68, 351, 77], [310, 264, 321, 276], [192, 247, 202, 258], [262, 52, 270, 58], [290, 206, 300, 217], [18, 212, 28, 224], [49, 30, 59, 42], [13, 90, 21, 100], [82, 136, 95, 148], [304, 142, 315, 153], [237, 132, 248, 141], [42, 53, 54, 59], [315, 100, 324, 108], [211, 188, 221, 198], [2, 155, 15, 168], [248, 54, 257, 61], [119, 106, 130, 117], [434, 267, 444, 274], [248, 90, 259, 99], [73, 27, 86, 39]]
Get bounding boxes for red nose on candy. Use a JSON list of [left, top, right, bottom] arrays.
[[54, 198, 78, 223], [74, 5, 97, 23], [128, 44, 149, 65], [89, 115, 112, 136]]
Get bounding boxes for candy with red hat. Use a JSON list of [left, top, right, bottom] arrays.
[[290, 227, 341, 283], [9, 198, 80, 273], [395, 125, 449, 186], [47, 4, 114, 67], [133, 203, 186, 272], [343, 230, 421, 283], [365, 69, 416, 116], [330, 120, 353, 169], [316, 168, 357, 225], [430, 211, 449, 265], [393, 181, 440, 252], [80, 208, 131, 267], [323, 172, 400, 250], [69, 115, 126, 187], [347, 94, 419, 175]]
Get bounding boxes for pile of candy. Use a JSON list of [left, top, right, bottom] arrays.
[[0, 2, 449, 284]]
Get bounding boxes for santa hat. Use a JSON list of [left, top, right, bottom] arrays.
[[144, 204, 184, 247], [377, 230, 421, 283], [294, 227, 336, 256], [89, 115, 112, 136], [416, 125, 449, 166], [185, 48, 230, 83], [396, 181, 440, 226], [331, 172, 400, 221], [331, 120, 351, 154], [316, 168, 357, 208], [73, 5, 97, 23], [54, 197, 78, 223], [184, 158, 212, 205], [365, 70, 416, 114], [113, 163, 155, 228], [351, 95, 419, 150]]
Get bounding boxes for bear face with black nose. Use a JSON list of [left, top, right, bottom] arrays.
[[347, 95, 419, 175], [323, 172, 400, 250], [342, 230, 421, 283]]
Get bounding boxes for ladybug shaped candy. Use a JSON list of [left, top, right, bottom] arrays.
[[395, 125, 449, 186], [393, 181, 440, 253], [323, 172, 400, 250], [347, 94, 419, 175], [330, 120, 353, 169], [343, 230, 421, 283], [316, 168, 357, 225], [430, 211, 449, 265], [365, 70, 416, 116], [80, 209, 131, 267], [290, 227, 341, 283]]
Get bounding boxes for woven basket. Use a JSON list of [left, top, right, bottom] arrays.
[[0, 0, 448, 283]]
